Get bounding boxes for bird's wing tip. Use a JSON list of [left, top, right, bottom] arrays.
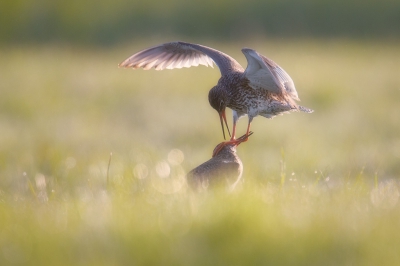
[[118, 61, 128, 68]]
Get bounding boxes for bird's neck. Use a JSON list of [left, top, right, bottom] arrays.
[[216, 147, 238, 161], [209, 85, 229, 106]]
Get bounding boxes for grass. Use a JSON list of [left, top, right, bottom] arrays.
[[0, 39, 400, 265]]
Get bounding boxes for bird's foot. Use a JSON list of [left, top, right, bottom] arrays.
[[233, 131, 253, 144], [212, 132, 253, 157]]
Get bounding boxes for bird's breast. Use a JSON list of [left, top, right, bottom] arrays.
[[221, 73, 289, 116], [228, 85, 272, 114]]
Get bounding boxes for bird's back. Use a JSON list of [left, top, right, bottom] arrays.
[[187, 146, 243, 192]]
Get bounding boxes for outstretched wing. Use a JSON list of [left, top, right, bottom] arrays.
[[119, 41, 243, 76], [242, 48, 300, 101]]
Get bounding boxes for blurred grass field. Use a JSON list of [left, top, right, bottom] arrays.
[[1, 39, 400, 265]]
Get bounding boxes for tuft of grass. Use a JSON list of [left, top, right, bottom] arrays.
[[0, 172, 399, 266]]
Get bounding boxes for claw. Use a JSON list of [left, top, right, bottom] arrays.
[[212, 131, 254, 157]]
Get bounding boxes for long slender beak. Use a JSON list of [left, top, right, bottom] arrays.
[[219, 109, 231, 140]]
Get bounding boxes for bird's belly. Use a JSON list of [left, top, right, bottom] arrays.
[[228, 88, 290, 116]]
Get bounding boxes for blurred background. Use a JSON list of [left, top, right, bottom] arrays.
[[1, 0, 400, 265], [1, 0, 400, 45], [1, 0, 399, 179]]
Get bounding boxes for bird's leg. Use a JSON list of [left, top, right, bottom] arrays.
[[212, 131, 254, 158], [240, 118, 253, 143], [212, 115, 252, 157], [230, 117, 238, 141], [229, 110, 241, 141], [231, 116, 253, 144]]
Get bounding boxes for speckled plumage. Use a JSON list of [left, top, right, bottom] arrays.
[[119, 41, 313, 140], [212, 72, 301, 120]]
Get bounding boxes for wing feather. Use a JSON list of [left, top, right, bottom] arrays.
[[261, 54, 299, 100], [154, 53, 174, 70], [181, 54, 192, 68], [242, 48, 300, 101], [119, 41, 243, 76], [165, 53, 181, 69], [119, 42, 213, 71], [192, 55, 199, 66], [142, 59, 159, 70]]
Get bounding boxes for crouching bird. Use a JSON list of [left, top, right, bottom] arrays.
[[186, 132, 253, 192]]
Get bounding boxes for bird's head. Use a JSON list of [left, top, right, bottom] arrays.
[[208, 86, 231, 140]]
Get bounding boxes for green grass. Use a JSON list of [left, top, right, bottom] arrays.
[[1, 39, 400, 265]]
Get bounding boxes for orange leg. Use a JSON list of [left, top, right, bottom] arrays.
[[212, 118, 252, 157], [241, 119, 252, 142], [230, 118, 238, 141]]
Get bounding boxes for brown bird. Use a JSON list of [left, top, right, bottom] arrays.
[[119, 42, 313, 153], [186, 132, 253, 192]]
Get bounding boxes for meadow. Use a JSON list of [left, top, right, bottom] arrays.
[[1, 39, 400, 265]]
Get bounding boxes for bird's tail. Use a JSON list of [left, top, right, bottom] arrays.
[[283, 94, 299, 111], [298, 105, 314, 113]]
